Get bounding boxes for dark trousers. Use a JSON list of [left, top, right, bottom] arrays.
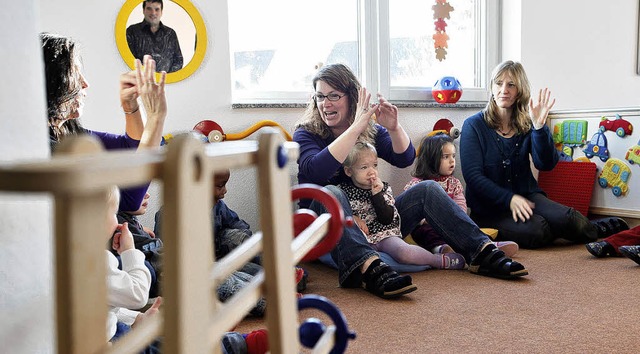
[[471, 192, 597, 249]]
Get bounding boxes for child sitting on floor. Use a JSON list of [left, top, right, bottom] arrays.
[[107, 186, 268, 353], [155, 169, 306, 315], [405, 133, 519, 257], [339, 142, 466, 269], [114, 192, 163, 298], [105, 185, 158, 349], [155, 169, 265, 316], [207, 169, 307, 299]]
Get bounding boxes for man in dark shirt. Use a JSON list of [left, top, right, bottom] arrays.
[[126, 0, 183, 73]]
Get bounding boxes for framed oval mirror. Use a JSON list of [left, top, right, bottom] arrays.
[[115, 0, 207, 83]]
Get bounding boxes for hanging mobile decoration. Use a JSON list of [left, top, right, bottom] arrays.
[[432, 0, 455, 61]]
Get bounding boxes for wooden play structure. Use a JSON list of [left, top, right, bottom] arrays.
[[0, 130, 354, 353]]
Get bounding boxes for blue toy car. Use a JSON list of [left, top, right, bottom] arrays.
[[583, 131, 610, 162]]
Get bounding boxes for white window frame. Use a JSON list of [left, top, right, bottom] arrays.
[[230, 0, 501, 105]]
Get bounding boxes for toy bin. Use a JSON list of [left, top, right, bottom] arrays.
[[537, 161, 597, 216]]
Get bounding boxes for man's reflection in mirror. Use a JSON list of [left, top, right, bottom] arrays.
[[126, 0, 183, 73]]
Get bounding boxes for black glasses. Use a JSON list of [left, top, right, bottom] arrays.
[[313, 93, 345, 102]]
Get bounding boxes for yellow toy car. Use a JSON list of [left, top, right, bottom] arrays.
[[598, 158, 631, 197], [625, 141, 640, 165]]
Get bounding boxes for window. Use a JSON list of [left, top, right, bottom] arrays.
[[228, 0, 499, 104]]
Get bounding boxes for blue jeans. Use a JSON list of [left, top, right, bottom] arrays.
[[395, 180, 491, 261], [311, 181, 491, 287], [111, 322, 162, 353], [309, 185, 377, 288], [471, 192, 596, 249], [216, 263, 266, 317]]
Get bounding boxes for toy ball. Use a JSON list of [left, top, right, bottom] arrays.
[[193, 120, 224, 137], [299, 318, 327, 348], [432, 76, 463, 104]]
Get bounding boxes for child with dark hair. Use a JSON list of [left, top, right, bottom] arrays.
[[340, 142, 466, 269], [104, 186, 159, 351], [155, 169, 306, 316], [154, 169, 266, 316], [406, 133, 519, 257], [113, 192, 164, 299], [106, 186, 268, 353]]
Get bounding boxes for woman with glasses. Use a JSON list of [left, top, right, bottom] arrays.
[[293, 64, 528, 300], [460, 60, 628, 249]]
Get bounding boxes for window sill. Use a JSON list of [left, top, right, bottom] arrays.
[[231, 101, 486, 109]]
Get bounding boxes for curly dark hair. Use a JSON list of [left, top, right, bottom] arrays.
[[40, 32, 85, 143], [412, 133, 455, 179]]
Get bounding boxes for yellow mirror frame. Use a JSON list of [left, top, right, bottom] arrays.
[[115, 0, 207, 83]]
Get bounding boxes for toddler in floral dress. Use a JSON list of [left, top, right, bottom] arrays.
[[339, 142, 466, 269]]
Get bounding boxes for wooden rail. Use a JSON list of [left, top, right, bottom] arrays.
[[0, 129, 339, 353]]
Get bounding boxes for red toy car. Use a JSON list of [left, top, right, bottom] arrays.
[[599, 114, 633, 137]]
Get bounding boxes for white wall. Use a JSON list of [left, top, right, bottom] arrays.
[[518, 0, 640, 110], [0, 1, 54, 353], [501, 0, 522, 61], [3, 0, 640, 349]]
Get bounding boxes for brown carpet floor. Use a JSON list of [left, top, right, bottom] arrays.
[[235, 243, 640, 353]]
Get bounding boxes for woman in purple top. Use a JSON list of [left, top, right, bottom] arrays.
[[293, 64, 528, 299], [41, 32, 167, 212]]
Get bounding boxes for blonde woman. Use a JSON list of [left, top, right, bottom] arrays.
[[460, 60, 628, 249]]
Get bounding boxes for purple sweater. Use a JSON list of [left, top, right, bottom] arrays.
[[293, 124, 416, 208], [88, 130, 149, 212]]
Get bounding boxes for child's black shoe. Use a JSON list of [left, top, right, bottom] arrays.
[[619, 245, 640, 265], [361, 258, 417, 299]]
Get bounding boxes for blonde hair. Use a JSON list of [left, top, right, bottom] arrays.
[[343, 141, 377, 168], [484, 60, 532, 134], [106, 185, 120, 212]]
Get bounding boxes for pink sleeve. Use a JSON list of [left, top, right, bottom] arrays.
[[404, 177, 422, 191], [451, 177, 467, 213]]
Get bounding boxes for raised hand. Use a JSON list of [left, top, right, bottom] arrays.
[[136, 55, 167, 149], [119, 70, 139, 112], [354, 87, 378, 134], [529, 88, 556, 130], [135, 55, 167, 122], [374, 93, 399, 131]]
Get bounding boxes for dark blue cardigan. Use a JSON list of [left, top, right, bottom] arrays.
[[460, 111, 558, 216]]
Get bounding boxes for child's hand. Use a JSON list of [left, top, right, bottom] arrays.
[[353, 216, 369, 236], [370, 177, 383, 195], [112, 222, 135, 255], [133, 297, 163, 328], [143, 226, 156, 238]]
